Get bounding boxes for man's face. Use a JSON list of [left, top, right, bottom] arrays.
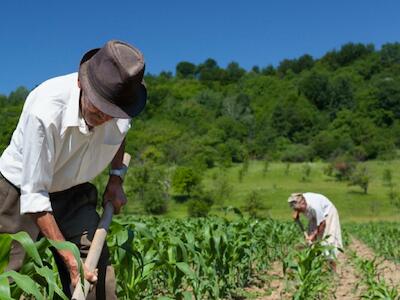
[[80, 91, 113, 128], [294, 198, 307, 213]]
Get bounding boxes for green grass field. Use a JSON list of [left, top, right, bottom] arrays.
[[162, 160, 400, 222]]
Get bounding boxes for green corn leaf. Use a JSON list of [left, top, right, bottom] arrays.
[[0, 270, 44, 300], [34, 265, 68, 300], [10, 231, 43, 267], [47, 239, 84, 284], [0, 276, 12, 300], [176, 262, 196, 278], [182, 291, 193, 300], [0, 234, 12, 273]]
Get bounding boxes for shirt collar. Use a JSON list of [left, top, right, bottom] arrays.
[[61, 74, 84, 135]]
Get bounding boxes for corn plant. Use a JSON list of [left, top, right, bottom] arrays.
[[283, 240, 334, 300], [351, 251, 399, 299], [0, 232, 82, 300], [348, 222, 400, 263], [107, 216, 300, 299]]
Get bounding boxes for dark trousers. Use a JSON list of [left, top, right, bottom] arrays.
[[0, 174, 116, 299]]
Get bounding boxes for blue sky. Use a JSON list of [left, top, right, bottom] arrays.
[[1, 0, 399, 95]]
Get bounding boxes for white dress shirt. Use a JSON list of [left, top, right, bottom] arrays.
[[0, 73, 131, 214], [304, 192, 334, 226]]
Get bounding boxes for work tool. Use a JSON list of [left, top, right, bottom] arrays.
[[294, 217, 309, 241], [72, 153, 131, 300]]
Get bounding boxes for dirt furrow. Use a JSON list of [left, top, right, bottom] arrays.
[[349, 237, 400, 290], [256, 261, 287, 300], [248, 238, 399, 300], [331, 251, 362, 299]]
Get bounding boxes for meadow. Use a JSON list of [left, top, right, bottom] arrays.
[[147, 160, 400, 222]]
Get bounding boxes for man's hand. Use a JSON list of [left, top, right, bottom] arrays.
[[58, 250, 98, 287], [305, 235, 313, 245], [306, 231, 318, 243], [103, 175, 127, 214]]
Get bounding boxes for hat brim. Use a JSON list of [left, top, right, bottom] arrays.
[[78, 48, 147, 119], [288, 193, 303, 203]]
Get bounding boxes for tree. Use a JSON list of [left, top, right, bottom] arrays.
[[261, 65, 275, 76], [242, 190, 269, 218], [277, 59, 296, 76], [176, 61, 196, 78], [348, 165, 370, 194], [380, 42, 400, 66], [322, 43, 374, 68], [251, 65, 260, 73], [329, 75, 355, 113], [298, 71, 331, 110], [210, 169, 233, 207], [126, 162, 169, 214], [373, 76, 400, 119], [172, 167, 201, 197], [196, 58, 222, 82], [270, 94, 319, 143], [187, 189, 213, 217], [324, 156, 355, 181], [222, 61, 245, 83], [295, 54, 314, 73], [8, 86, 29, 104]]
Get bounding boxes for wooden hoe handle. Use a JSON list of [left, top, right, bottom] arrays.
[[72, 153, 131, 300]]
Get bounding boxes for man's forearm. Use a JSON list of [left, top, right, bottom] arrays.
[[317, 221, 326, 237], [30, 211, 65, 241], [29, 212, 75, 263], [308, 229, 318, 241], [110, 138, 126, 169]]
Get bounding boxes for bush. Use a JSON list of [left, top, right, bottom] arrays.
[[348, 165, 370, 194], [126, 162, 169, 215], [242, 190, 270, 218], [281, 144, 313, 162], [187, 189, 213, 217], [210, 170, 233, 207], [324, 156, 355, 181], [300, 163, 312, 182], [172, 167, 201, 196], [143, 186, 168, 214]]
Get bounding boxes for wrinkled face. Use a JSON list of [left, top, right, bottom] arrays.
[[294, 198, 307, 212], [80, 91, 113, 128]]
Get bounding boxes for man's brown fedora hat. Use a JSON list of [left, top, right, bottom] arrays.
[[79, 40, 147, 118]]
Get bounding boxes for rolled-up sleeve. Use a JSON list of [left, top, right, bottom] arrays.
[[20, 114, 55, 214]]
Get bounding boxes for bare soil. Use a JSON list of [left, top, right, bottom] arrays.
[[244, 238, 400, 300], [349, 238, 400, 291]]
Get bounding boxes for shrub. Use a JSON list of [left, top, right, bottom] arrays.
[[300, 163, 312, 182], [281, 144, 313, 162], [187, 189, 213, 217], [172, 167, 201, 197], [348, 165, 370, 194], [242, 190, 269, 218], [324, 156, 355, 181], [143, 185, 168, 214]]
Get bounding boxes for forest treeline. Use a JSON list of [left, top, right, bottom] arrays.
[[1, 42, 400, 169]]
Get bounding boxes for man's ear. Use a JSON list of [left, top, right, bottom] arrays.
[[77, 79, 81, 89]]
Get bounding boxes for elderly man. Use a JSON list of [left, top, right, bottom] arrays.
[[0, 40, 146, 299], [288, 192, 343, 270]]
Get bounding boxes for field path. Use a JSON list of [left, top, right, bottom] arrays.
[[331, 251, 362, 299], [349, 237, 400, 290], [253, 261, 288, 300], [252, 237, 400, 299]]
